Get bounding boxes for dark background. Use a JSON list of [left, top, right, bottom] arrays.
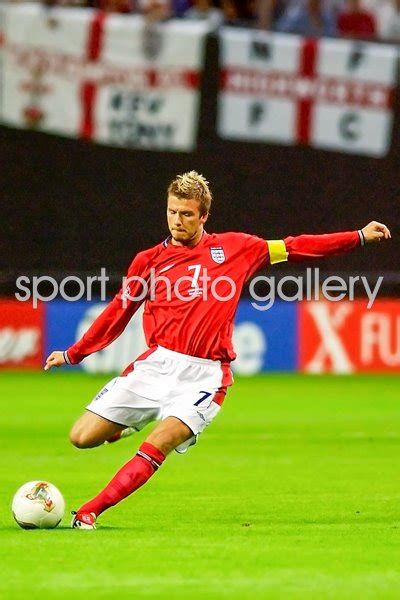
[[1, 37, 398, 294]]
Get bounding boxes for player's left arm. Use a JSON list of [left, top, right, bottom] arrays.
[[267, 221, 391, 264]]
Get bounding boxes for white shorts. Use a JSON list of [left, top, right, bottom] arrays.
[[86, 345, 233, 453]]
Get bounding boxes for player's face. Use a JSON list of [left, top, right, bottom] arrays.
[[167, 194, 208, 245]]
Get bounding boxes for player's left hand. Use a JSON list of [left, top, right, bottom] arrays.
[[361, 221, 391, 244]]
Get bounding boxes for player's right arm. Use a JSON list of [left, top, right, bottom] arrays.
[[44, 251, 152, 370]]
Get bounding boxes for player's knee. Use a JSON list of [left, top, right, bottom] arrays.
[[69, 427, 98, 449], [69, 429, 86, 448], [147, 430, 180, 455], [146, 417, 194, 455]]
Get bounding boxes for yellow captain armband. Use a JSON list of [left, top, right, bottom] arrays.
[[267, 240, 288, 265]]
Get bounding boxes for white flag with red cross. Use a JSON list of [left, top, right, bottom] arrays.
[[1, 4, 94, 137], [0, 5, 207, 152], [92, 15, 208, 151], [218, 28, 398, 157]]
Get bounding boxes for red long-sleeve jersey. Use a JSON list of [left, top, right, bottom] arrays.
[[66, 230, 361, 364]]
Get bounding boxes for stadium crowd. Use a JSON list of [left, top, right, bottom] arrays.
[[7, 0, 400, 41]]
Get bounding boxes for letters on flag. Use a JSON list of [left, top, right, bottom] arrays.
[[1, 7, 399, 157], [218, 28, 398, 157]]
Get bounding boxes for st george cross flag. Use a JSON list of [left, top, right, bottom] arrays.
[[218, 28, 398, 157], [92, 14, 208, 151], [0, 5, 208, 152], [1, 4, 94, 137]]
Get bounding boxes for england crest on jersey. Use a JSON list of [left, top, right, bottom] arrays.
[[210, 247, 225, 264]]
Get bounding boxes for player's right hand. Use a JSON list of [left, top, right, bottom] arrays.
[[44, 351, 66, 371]]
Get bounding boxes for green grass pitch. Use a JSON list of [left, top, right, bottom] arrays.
[[1, 371, 400, 599]]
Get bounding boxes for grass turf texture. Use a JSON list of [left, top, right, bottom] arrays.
[[1, 372, 399, 599]]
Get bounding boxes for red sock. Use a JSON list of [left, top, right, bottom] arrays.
[[78, 442, 165, 517]]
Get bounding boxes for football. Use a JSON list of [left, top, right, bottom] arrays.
[[12, 481, 65, 529]]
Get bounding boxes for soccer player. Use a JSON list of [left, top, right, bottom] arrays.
[[45, 171, 391, 529]]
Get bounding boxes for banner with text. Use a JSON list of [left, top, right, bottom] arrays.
[[0, 299, 44, 369], [218, 28, 398, 157], [1, 5, 207, 151], [45, 299, 297, 375], [299, 300, 400, 373], [1, 297, 399, 373]]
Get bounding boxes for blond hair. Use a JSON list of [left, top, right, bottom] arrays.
[[167, 170, 212, 216]]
